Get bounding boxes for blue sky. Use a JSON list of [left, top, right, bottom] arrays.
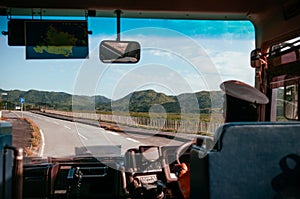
[[0, 16, 255, 100]]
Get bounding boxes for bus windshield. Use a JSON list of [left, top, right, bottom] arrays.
[[0, 16, 255, 158]]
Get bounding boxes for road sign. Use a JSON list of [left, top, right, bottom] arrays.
[[20, 98, 25, 104]]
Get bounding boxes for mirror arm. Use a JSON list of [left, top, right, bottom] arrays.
[[115, 10, 121, 41]]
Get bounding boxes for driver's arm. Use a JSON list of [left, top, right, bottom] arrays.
[[174, 163, 190, 199]]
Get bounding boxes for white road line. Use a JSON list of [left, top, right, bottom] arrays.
[[78, 133, 88, 140], [107, 131, 119, 136], [11, 111, 20, 118], [39, 129, 45, 157], [64, 125, 71, 130], [54, 121, 60, 125], [126, 138, 140, 143]]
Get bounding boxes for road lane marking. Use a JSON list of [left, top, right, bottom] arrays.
[[64, 125, 71, 130], [126, 138, 139, 143], [107, 131, 119, 136], [53, 121, 60, 125], [78, 133, 88, 140], [39, 129, 45, 157]]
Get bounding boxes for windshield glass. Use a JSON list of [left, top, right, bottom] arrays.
[[0, 16, 255, 159]]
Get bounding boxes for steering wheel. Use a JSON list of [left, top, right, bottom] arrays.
[[175, 140, 195, 164]]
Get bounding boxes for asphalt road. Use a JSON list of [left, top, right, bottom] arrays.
[[7, 111, 187, 158]]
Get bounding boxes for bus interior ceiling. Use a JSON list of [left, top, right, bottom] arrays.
[[1, 0, 300, 47]]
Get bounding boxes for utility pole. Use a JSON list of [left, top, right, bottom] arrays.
[[2, 92, 8, 110]]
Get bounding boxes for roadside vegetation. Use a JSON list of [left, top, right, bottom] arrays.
[[0, 112, 42, 156], [23, 118, 42, 156]]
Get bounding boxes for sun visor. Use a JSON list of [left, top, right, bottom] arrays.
[[8, 19, 89, 59]]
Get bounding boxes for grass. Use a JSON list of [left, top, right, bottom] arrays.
[[0, 115, 41, 156], [23, 118, 41, 156]]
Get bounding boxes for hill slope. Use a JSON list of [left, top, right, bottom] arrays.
[[1, 88, 223, 113]]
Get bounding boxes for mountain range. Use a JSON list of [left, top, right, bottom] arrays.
[[0, 88, 223, 113]]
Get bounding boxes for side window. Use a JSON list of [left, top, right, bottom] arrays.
[[269, 36, 300, 67], [284, 83, 299, 120], [271, 85, 298, 121], [269, 36, 300, 121]]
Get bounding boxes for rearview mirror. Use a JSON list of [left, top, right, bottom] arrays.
[[250, 48, 262, 68], [99, 40, 141, 63]]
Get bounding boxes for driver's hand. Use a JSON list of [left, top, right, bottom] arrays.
[[174, 163, 190, 199], [174, 163, 188, 177]]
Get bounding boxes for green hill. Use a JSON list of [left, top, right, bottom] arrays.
[[0, 89, 110, 111], [0, 88, 224, 113], [96, 89, 224, 114]]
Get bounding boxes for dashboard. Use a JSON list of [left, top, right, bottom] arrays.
[[23, 158, 123, 199], [22, 145, 191, 199]]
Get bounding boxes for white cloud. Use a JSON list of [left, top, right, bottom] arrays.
[[201, 38, 255, 85], [73, 29, 255, 98]]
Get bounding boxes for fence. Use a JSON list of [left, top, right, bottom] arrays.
[[44, 109, 223, 134]]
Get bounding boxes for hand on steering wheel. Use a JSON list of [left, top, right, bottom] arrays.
[[174, 141, 195, 199]]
